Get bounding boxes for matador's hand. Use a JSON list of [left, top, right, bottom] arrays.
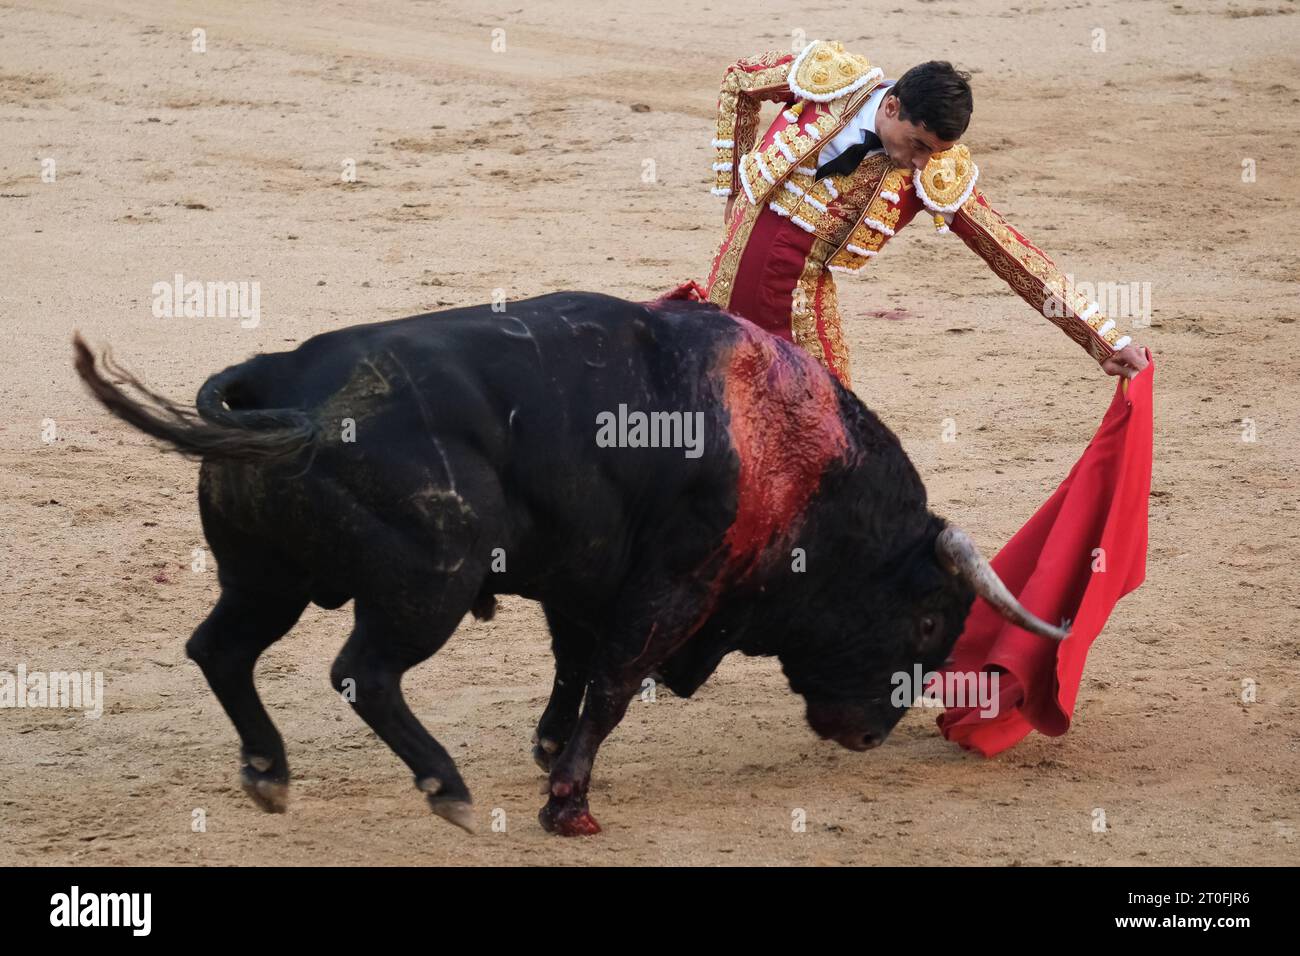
[[725, 196, 735, 223], [1101, 344, 1149, 379]]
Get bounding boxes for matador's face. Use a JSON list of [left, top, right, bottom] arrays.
[[875, 93, 958, 172]]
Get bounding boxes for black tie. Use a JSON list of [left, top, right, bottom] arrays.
[[815, 130, 882, 181]]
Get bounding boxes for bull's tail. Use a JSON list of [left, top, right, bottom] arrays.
[[72, 333, 317, 462]]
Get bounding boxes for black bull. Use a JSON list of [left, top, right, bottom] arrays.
[[74, 290, 1067, 836]]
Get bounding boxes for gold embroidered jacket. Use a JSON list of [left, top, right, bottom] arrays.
[[710, 41, 1132, 364]]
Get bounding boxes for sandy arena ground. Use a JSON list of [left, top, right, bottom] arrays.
[[2, 0, 1298, 865]]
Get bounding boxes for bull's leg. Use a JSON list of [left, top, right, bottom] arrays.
[[538, 592, 707, 836], [538, 659, 642, 836], [533, 605, 595, 772], [330, 592, 482, 834], [186, 586, 310, 813]]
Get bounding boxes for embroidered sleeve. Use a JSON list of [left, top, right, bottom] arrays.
[[712, 50, 796, 198], [914, 145, 1130, 363], [950, 190, 1131, 363]]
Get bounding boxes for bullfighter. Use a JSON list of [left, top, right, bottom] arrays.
[[702, 40, 1150, 386]]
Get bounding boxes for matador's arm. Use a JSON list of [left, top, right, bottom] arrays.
[[914, 146, 1132, 365], [711, 50, 798, 198]]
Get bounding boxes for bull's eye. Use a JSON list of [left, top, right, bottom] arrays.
[[918, 615, 939, 641]]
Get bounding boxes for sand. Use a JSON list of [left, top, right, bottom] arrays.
[[1, 0, 1298, 865]]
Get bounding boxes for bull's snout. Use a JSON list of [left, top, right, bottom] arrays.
[[805, 701, 888, 752], [830, 730, 884, 752]]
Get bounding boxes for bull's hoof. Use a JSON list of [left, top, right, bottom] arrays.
[[539, 782, 601, 836], [417, 777, 476, 834], [539, 801, 602, 836], [239, 761, 289, 814], [427, 797, 477, 834], [532, 737, 562, 773]]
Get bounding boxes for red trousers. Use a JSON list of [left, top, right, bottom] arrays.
[[703, 202, 852, 384]]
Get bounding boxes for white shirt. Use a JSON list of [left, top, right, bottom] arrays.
[[816, 81, 893, 167]]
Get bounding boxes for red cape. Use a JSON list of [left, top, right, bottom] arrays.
[[935, 352, 1154, 756]]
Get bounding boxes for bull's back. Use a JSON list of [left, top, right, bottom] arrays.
[[197, 294, 741, 586]]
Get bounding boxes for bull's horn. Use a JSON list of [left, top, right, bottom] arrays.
[[935, 525, 1071, 642]]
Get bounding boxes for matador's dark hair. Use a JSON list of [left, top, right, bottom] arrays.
[[893, 61, 973, 142]]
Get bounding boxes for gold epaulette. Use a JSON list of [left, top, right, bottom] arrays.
[[788, 40, 882, 102], [914, 144, 980, 224]]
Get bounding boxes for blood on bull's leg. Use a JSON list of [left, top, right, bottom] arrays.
[[186, 586, 311, 813], [538, 668, 641, 836], [533, 604, 596, 771], [539, 591, 710, 836]]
